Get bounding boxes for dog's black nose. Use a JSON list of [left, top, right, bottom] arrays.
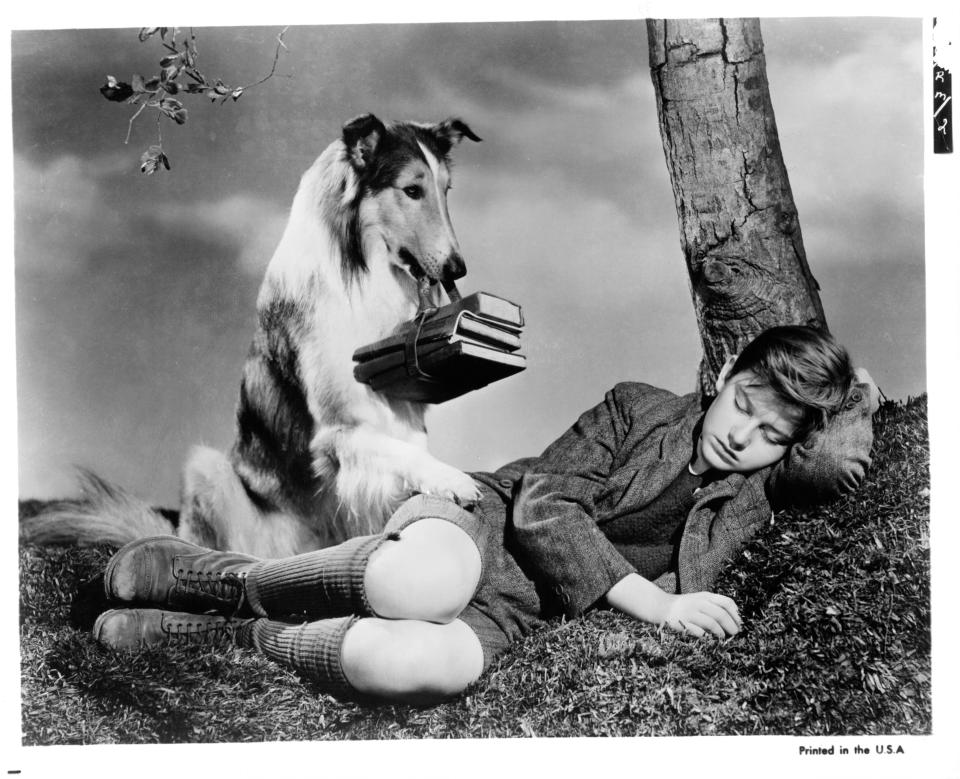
[[444, 253, 467, 281]]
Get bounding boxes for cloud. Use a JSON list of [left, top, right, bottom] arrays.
[[764, 19, 923, 270], [14, 153, 133, 275], [14, 153, 289, 278], [458, 170, 683, 306], [149, 194, 288, 275], [401, 20, 647, 101], [426, 66, 669, 222]]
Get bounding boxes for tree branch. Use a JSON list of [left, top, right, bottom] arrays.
[[124, 102, 147, 145], [242, 26, 289, 90]]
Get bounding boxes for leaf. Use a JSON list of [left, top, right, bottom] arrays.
[[161, 65, 181, 85], [139, 145, 170, 175], [159, 54, 180, 68], [99, 76, 133, 102], [156, 98, 188, 125], [138, 27, 161, 42], [131, 73, 146, 93], [230, 87, 244, 101]]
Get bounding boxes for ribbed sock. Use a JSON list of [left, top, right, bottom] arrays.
[[243, 533, 394, 620], [236, 616, 357, 699]]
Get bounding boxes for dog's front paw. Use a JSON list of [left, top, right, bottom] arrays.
[[412, 463, 481, 506]]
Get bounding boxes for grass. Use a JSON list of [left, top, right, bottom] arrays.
[[19, 397, 930, 742]]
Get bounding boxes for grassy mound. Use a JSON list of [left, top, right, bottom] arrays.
[[19, 397, 929, 742]]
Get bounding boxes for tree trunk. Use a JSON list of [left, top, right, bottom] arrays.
[[646, 18, 827, 395]]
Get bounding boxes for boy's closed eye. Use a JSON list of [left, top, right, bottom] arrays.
[[761, 427, 791, 446], [736, 386, 794, 445], [734, 387, 749, 415]]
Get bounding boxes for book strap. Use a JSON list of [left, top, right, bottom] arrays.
[[405, 277, 459, 381], [442, 278, 462, 303], [405, 309, 442, 381]]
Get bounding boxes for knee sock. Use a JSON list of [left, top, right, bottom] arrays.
[[243, 533, 395, 620], [236, 616, 357, 699]]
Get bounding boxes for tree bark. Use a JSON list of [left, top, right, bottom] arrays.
[[647, 18, 827, 395]]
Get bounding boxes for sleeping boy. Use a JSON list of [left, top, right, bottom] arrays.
[[93, 325, 877, 704]]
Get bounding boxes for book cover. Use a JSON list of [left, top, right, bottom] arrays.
[[358, 334, 522, 382], [443, 290, 524, 327], [354, 309, 521, 363], [360, 339, 527, 403]]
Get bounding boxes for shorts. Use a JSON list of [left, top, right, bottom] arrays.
[[381, 490, 551, 671]]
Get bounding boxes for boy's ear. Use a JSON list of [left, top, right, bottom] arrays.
[[715, 356, 738, 393]]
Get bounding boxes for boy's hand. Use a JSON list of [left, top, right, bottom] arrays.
[[663, 591, 742, 639], [605, 573, 741, 639]]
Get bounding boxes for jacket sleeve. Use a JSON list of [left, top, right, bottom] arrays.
[[766, 375, 878, 509], [510, 384, 646, 618], [653, 570, 679, 593]]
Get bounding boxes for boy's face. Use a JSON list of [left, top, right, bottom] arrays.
[[695, 362, 800, 474]]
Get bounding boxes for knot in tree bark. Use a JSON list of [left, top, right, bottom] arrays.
[[702, 258, 731, 284]]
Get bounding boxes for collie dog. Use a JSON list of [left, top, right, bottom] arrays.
[[22, 114, 482, 557]]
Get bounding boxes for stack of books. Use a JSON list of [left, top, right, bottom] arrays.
[[353, 291, 526, 403]]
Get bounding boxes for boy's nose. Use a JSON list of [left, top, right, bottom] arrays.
[[728, 425, 752, 450]]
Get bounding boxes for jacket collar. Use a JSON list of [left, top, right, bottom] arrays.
[[656, 393, 703, 465]]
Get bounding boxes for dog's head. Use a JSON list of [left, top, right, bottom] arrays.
[[340, 113, 481, 287]]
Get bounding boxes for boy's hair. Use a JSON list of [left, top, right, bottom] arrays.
[[730, 325, 857, 442]]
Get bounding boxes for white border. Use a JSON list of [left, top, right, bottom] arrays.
[[3, 3, 955, 777]]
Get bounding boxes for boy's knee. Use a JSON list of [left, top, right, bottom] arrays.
[[341, 618, 483, 702], [364, 517, 482, 622], [409, 523, 481, 621]]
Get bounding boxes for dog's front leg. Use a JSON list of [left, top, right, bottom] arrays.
[[312, 426, 480, 535]]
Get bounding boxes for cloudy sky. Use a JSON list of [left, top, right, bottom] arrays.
[[13, 16, 925, 505]]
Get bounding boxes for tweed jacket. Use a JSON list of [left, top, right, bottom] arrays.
[[474, 380, 875, 619]]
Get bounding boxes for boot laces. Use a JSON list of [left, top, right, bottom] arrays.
[[163, 615, 241, 645], [174, 568, 247, 614]]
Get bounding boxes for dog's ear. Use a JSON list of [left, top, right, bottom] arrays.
[[432, 118, 482, 156], [342, 114, 386, 170]]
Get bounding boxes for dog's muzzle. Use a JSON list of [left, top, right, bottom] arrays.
[[443, 252, 467, 282], [399, 249, 467, 283]]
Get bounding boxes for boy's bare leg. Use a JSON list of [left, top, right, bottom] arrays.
[[340, 617, 484, 702], [245, 516, 485, 703], [363, 516, 482, 623], [332, 517, 484, 701]]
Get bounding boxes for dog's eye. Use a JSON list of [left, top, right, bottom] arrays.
[[402, 185, 424, 200]]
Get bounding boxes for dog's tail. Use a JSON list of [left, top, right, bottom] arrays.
[[19, 469, 176, 548]]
